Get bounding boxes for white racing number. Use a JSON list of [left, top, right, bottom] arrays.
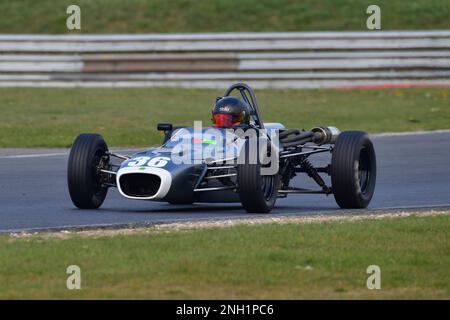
[[127, 156, 170, 168]]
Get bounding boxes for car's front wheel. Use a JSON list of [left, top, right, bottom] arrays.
[[67, 133, 109, 209], [237, 140, 279, 213]]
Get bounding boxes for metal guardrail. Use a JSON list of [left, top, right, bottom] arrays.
[[0, 31, 449, 88]]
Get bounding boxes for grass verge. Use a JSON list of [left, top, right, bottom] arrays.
[[0, 213, 449, 299], [0, 0, 448, 33], [0, 87, 449, 148]]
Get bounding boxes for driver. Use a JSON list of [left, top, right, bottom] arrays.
[[211, 96, 250, 128]]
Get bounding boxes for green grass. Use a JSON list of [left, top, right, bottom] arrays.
[[0, 214, 449, 299], [0, 87, 449, 148], [0, 0, 448, 33]]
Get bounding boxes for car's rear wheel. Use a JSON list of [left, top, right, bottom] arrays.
[[237, 140, 279, 213], [67, 133, 109, 209], [331, 131, 376, 208]]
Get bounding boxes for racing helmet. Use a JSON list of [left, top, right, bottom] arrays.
[[212, 96, 251, 128]]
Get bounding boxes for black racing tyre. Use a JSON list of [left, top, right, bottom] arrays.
[[237, 140, 279, 213], [331, 131, 376, 209], [67, 133, 109, 209]]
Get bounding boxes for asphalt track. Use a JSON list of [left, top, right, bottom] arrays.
[[1, 131, 449, 233]]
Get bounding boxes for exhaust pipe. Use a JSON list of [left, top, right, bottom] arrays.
[[311, 126, 340, 145], [280, 126, 340, 148]]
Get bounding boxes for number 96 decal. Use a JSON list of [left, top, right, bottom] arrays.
[[126, 156, 170, 168]]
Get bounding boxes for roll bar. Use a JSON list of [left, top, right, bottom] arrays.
[[223, 83, 265, 129]]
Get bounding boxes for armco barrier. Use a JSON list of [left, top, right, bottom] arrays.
[[0, 31, 449, 88]]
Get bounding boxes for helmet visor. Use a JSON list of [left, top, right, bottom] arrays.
[[213, 112, 244, 128]]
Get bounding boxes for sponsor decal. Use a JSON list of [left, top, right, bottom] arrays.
[[192, 138, 217, 145]]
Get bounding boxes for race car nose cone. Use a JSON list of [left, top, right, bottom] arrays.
[[116, 166, 172, 200]]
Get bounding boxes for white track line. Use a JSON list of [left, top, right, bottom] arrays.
[[372, 129, 450, 137], [374, 204, 450, 210], [2, 204, 449, 234], [1, 130, 449, 159], [0, 152, 68, 159], [0, 148, 140, 159]]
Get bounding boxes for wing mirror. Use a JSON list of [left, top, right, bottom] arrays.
[[157, 123, 173, 132]]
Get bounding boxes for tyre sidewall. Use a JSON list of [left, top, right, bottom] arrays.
[[331, 131, 376, 208], [237, 138, 279, 213], [67, 134, 108, 209]]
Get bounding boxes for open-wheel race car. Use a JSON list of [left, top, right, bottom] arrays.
[[67, 83, 376, 213]]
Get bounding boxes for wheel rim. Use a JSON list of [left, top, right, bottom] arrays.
[[91, 148, 107, 197], [358, 146, 371, 194]]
